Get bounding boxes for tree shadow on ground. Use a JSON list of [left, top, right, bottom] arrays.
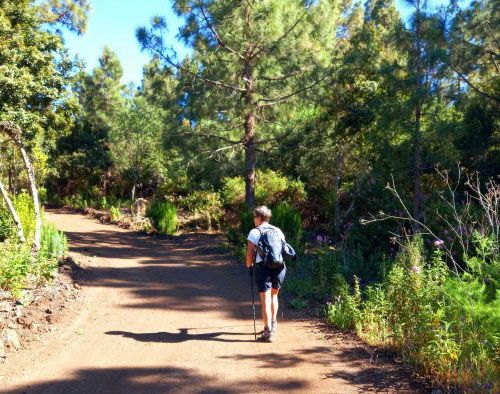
[[59, 226, 249, 320], [220, 346, 427, 393], [219, 346, 334, 368], [2, 366, 309, 394], [106, 328, 255, 343]]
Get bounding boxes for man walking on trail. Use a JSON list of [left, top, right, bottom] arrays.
[[246, 206, 286, 343]]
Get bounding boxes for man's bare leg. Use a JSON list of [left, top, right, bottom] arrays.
[[271, 288, 279, 330], [260, 291, 272, 329]]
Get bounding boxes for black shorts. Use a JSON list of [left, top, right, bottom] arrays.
[[255, 263, 286, 293]]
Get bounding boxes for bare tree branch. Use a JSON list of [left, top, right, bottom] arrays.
[[187, 142, 244, 167]]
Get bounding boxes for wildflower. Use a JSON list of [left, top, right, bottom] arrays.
[[315, 235, 324, 244], [443, 229, 449, 235], [434, 239, 444, 248], [411, 266, 421, 274]]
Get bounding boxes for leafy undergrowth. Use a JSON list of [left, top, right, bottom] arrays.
[[325, 239, 500, 394]]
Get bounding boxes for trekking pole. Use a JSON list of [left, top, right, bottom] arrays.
[[250, 264, 257, 341]]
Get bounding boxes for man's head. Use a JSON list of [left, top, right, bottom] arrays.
[[253, 205, 271, 226]]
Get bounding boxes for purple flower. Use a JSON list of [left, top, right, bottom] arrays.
[[434, 239, 445, 248], [315, 235, 324, 244], [443, 229, 449, 235], [411, 266, 421, 274]]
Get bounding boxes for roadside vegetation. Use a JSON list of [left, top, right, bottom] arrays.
[[1, 0, 499, 391]]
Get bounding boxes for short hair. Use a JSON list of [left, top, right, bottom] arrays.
[[253, 206, 272, 221]]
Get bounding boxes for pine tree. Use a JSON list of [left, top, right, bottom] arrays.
[[137, 0, 346, 208]]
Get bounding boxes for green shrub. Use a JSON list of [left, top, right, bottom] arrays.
[[349, 238, 500, 391], [326, 275, 361, 331], [13, 192, 36, 240], [222, 170, 306, 207], [96, 195, 108, 210], [221, 177, 246, 206], [0, 240, 31, 298], [226, 209, 254, 259], [0, 205, 13, 241], [40, 223, 67, 260], [271, 202, 303, 248], [146, 200, 178, 235], [109, 206, 122, 222], [179, 191, 224, 230]]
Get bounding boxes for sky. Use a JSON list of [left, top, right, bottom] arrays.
[[62, 0, 189, 87], [62, 0, 460, 87]]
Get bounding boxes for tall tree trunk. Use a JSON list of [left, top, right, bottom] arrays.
[[413, 0, 422, 224], [0, 178, 26, 243], [243, 46, 256, 209], [244, 110, 256, 209], [333, 154, 343, 239], [1, 122, 41, 256]]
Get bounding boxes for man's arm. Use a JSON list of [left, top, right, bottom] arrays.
[[246, 240, 255, 268]]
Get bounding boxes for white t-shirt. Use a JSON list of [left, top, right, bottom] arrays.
[[247, 224, 285, 263]]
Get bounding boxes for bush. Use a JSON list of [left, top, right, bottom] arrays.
[[271, 202, 303, 248], [226, 209, 254, 260], [109, 206, 122, 222], [96, 195, 108, 210], [222, 170, 306, 208], [13, 192, 36, 240], [0, 240, 31, 298], [40, 223, 67, 260], [179, 191, 224, 230], [326, 275, 361, 331], [344, 237, 500, 391], [221, 177, 246, 206], [0, 205, 13, 241], [146, 200, 178, 235]]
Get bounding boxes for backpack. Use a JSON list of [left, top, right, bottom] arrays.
[[256, 226, 285, 269]]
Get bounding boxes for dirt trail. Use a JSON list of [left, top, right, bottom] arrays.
[[0, 210, 424, 393]]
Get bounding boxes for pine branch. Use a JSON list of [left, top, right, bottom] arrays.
[[449, 63, 500, 103], [258, 74, 330, 108], [252, 3, 313, 58], [141, 32, 246, 93], [180, 129, 242, 145], [258, 65, 315, 81], [199, 5, 245, 60]]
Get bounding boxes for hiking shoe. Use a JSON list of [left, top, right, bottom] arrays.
[[258, 327, 273, 343]]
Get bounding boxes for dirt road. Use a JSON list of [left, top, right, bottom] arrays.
[[0, 210, 424, 393]]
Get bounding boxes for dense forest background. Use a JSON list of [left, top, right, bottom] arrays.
[[1, 0, 500, 391]]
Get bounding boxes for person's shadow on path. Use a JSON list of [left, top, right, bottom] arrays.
[[106, 328, 255, 343]]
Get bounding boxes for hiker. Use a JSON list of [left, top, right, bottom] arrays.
[[246, 205, 286, 342]]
